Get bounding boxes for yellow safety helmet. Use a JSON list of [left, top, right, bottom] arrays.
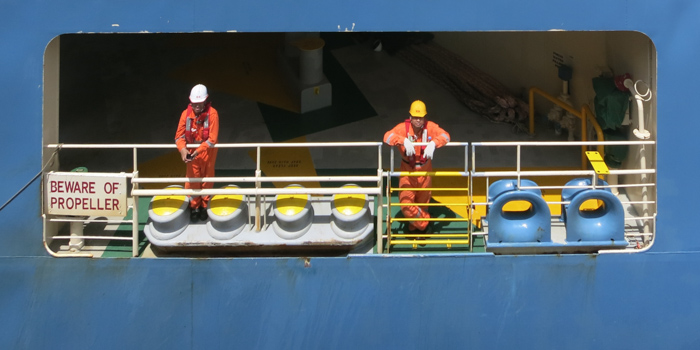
[[409, 100, 427, 117]]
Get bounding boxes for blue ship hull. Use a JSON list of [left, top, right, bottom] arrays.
[[1, 0, 698, 348]]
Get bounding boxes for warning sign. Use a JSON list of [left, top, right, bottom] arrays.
[[45, 172, 127, 217]]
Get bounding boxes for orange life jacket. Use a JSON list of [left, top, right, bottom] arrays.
[[405, 119, 430, 166], [184, 103, 211, 144]]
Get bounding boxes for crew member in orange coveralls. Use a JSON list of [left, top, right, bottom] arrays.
[[384, 100, 451, 233], [175, 84, 219, 221]]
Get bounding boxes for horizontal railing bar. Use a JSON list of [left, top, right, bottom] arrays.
[[49, 218, 132, 224], [47, 142, 383, 149], [473, 200, 656, 206], [390, 240, 470, 245], [519, 183, 657, 190], [392, 234, 469, 238], [472, 169, 655, 177], [625, 216, 656, 220], [133, 175, 380, 184], [392, 203, 471, 206], [388, 171, 469, 177], [390, 187, 468, 192], [48, 140, 652, 150], [472, 140, 655, 146], [132, 187, 381, 197], [390, 218, 472, 222], [52, 236, 133, 241], [409, 142, 469, 146]]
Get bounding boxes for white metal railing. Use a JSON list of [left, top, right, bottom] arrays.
[[383, 143, 472, 252], [45, 142, 384, 257], [470, 140, 657, 250], [44, 139, 658, 256]]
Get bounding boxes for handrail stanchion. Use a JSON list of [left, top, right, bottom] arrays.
[[529, 88, 536, 135], [387, 148, 395, 253], [580, 106, 588, 170], [376, 144, 383, 254], [517, 145, 521, 188], [132, 147, 139, 257], [466, 144, 473, 252], [255, 146, 261, 232]]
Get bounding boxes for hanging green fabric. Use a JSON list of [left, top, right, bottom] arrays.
[[603, 128, 629, 168], [592, 77, 629, 130]]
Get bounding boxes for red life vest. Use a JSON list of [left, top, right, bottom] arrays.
[[184, 103, 211, 144]]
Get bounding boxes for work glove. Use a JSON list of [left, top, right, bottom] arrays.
[[424, 141, 436, 159], [403, 137, 415, 156]]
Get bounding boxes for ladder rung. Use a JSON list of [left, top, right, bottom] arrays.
[[52, 235, 133, 241], [392, 234, 469, 238], [392, 202, 470, 206], [390, 218, 472, 222], [390, 187, 468, 192], [390, 239, 471, 245], [390, 171, 468, 177]]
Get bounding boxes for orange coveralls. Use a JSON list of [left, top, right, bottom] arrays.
[[175, 104, 219, 209], [384, 120, 450, 231]]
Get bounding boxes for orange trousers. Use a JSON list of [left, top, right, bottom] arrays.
[[185, 150, 217, 209], [399, 173, 432, 232]]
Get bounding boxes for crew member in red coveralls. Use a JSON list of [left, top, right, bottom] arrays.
[[175, 84, 220, 221], [384, 100, 451, 233]]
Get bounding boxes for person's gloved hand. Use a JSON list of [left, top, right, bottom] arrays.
[[403, 137, 415, 156], [424, 141, 436, 159], [180, 148, 191, 163]]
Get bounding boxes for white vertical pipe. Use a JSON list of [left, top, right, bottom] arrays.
[[376, 144, 383, 254], [255, 146, 261, 232], [626, 79, 652, 238], [517, 145, 521, 187], [68, 221, 84, 252], [132, 147, 139, 257]]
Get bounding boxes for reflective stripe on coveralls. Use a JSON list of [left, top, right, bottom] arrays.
[[175, 104, 220, 209], [383, 120, 450, 232]]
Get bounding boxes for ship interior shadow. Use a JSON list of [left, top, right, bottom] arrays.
[[43, 31, 656, 257]]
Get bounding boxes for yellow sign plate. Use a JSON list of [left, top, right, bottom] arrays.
[[585, 151, 609, 175]]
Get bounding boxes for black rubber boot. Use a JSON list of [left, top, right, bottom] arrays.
[[190, 207, 200, 222], [198, 207, 209, 221]]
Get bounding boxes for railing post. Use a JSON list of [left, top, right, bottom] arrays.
[[132, 147, 139, 257], [466, 144, 473, 252], [68, 221, 85, 252], [255, 146, 262, 232], [529, 88, 535, 135], [581, 106, 588, 170], [376, 144, 383, 255], [516, 145, 521, 187]]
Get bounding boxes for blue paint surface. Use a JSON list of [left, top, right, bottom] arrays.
[[2, 0, 700, 348], [1, 255, 699, 349]]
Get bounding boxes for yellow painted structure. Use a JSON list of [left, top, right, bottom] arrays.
[[209, 186, 244, 216], [586, 151, 610, 175], [334, 185, 365, 216], [276, 186, 308, 216], [152, 186, 187, 216]]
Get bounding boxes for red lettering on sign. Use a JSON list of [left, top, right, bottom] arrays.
[[50, 180, 99, 194]]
